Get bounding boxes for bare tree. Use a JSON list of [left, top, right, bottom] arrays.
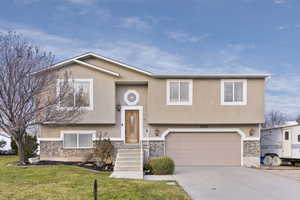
[[264, 110, 288, 128], [0, 32, 82, 164]]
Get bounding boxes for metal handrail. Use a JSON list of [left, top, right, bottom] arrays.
[[140, 139, 143, 171]]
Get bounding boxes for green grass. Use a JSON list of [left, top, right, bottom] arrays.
[[0, 156, 190, 200]]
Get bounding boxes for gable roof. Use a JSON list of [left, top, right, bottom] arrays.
[[152, 74, 270, 79], [34, 52, 152, 77], [35, 52, 270, 79], [34, 53, 121, 77], [73, 60, 119, 77], [77, 52, 153, 76]]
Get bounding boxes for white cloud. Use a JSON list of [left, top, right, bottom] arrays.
[[273, 0, 288, 4], [1, 21, 298, 117], [64, 0, 96, 4], [276, 25, 289, 31], [54, 4, 111, 20], [167, 31, 209, 43], [267, 75, 300, 93], [13, 0, 40, 4], [120, 17, 151, 31], [266, 75, 300, 117], [14, 0, 96, 4], [226, 43, 256, 51]]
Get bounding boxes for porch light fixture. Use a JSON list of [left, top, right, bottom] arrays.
[[249, 128, 256, 137], [116, 104, 121, 112]]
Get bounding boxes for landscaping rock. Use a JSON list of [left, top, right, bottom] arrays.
[[28, 157, 40, 164]]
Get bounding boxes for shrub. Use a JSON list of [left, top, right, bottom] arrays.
[[11, 135, 39, 159], [24, 135, 39, 158], [11, 140, 18, 154], [93, 138, 114, 168], [143, 160, 152, 172], [149, 157, 175, 175]]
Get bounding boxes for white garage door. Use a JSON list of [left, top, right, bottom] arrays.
[[166, 132, 241, 166]]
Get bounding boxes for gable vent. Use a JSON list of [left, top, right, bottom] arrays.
[[124, 90, 139, 105]]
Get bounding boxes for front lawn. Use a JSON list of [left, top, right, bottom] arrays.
[[0, 156, 190, 200]]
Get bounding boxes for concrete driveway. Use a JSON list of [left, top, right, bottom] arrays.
[[174, 167, 300, 200]]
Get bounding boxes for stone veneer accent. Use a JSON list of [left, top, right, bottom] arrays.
[[148, 141, 165, 158], [40, 141, 124, 162], [243, 140, 260, 168], [142, 141, 164, 161], [40, 140, 261, 167], [40, 141, 94, 161]]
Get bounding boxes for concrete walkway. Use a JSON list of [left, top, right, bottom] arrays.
[[174, 167, 300, 200]]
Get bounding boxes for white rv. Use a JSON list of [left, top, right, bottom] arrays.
[[0, 131, 11, 152], [261, 122, 300, 166]]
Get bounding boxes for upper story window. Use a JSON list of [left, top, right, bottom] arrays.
[[221, 79, 247, 106], [58, 79, 93, 110], [167, 79, 193, 105]]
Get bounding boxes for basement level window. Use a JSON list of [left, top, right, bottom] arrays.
[[63, 131, 94, 148]]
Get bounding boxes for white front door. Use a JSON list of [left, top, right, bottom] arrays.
[[282, 130, 292, 157]]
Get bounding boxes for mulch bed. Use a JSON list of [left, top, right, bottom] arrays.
[[8, 160, 114, 172]]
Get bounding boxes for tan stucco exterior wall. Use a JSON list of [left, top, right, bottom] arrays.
[[147, 78, 265, 124], [40, 123, 259, 139], [57, 64, 117, 124], [40, 56, 265, 139], [40, 84, 148, 138], [76, 57, 265, 124]]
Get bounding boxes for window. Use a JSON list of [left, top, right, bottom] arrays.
[[284, 131, 289, 141], [221, 79, 247, 105], [167, 80, 193, 105], [298, 135, 300, 142], [63, 131, 94, 148], [58, 79, 93, 110]]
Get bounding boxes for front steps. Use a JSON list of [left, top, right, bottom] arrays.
[[110, 145, 143, 179]]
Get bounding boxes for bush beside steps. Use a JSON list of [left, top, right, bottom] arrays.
[[146, 157, 175, 175]]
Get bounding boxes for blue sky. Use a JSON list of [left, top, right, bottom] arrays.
[[0, 0, 299, 117]]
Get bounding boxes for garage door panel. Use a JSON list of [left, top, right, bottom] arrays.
[[166, 132, 241, 166]]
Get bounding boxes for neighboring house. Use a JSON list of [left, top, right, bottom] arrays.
[[38, 52, 268, 169], [0, 131, 11, 151], [261, 122, 300, 166]]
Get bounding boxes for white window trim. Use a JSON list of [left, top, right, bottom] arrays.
[[62, 130, 96, 149], [221, 79, 247, 106], [57, 79, 94, 110], [166, 79, 193, 105], [124, 90, 140, 106]]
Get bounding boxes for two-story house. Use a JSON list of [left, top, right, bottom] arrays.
[[38, 52, 268, 172]]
